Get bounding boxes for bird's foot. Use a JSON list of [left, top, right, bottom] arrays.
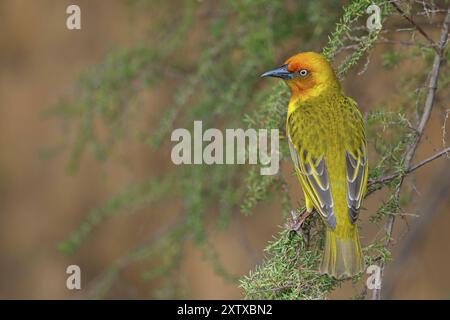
[[285, 209, 312, 240]]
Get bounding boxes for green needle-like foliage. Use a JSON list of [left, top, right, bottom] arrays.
[[47, 0, 449, 299]]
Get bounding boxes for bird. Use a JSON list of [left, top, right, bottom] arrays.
[[261, 52, 368, 279]]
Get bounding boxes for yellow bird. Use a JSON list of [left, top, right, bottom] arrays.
[[261, 52, 368, 279]]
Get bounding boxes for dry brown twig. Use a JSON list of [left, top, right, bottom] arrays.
[[367, 146, 450, 190], [371, 5, 450, 300], [390, 1, 440, 53]]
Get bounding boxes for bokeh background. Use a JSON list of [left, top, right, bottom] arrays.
[[0, 0, 449, 299]]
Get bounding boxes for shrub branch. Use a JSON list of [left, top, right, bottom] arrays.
[[372, 6, 450, 300]]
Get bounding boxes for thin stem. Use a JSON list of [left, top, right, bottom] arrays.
[[368, 147, 450, 188], [372, 6, 450, 300], [390, 1, 439, 53]]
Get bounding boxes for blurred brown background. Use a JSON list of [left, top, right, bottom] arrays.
[[0, 0, 449, 299]]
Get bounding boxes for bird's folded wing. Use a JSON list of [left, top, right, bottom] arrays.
[[345, 142, 368, 223], [288, 137, 336, 230]]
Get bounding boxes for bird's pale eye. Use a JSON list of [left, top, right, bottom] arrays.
[[298, 69, 309, 77]]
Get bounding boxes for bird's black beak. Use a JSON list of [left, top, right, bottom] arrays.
[[260, 64, 293, 80]]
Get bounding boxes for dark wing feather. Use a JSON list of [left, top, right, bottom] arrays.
[[288, 138, 336, 229], [345, 144, 368, 223]]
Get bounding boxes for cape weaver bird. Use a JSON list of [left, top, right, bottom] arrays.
[[261, 52, 368, 279]]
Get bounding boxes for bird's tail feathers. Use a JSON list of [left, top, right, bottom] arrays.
[[320, 227, 365, 279]]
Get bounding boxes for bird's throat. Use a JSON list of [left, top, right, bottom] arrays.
[[286, 81, 340, 117]]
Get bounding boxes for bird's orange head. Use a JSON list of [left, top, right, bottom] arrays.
[[261, 52, 339, 100]]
